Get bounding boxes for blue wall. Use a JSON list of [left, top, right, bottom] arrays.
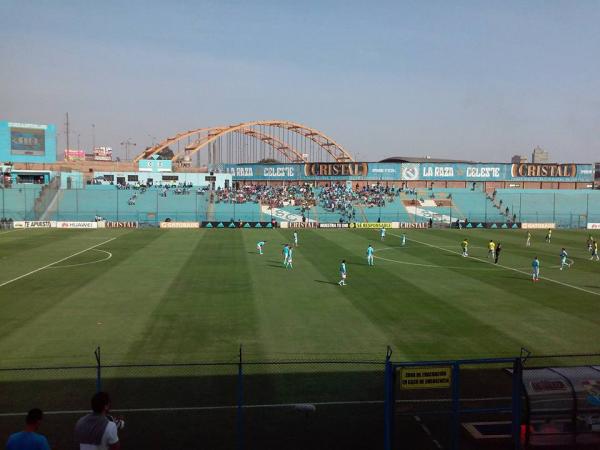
[[0, 121, 57, 163]]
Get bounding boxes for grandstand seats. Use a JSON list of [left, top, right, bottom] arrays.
[[4, 184, 600, 227]]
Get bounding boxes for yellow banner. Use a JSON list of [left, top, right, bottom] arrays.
[[352, 223, 393, 229], [400, 366, 452, 389]]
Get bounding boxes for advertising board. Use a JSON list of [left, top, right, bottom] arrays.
[[56, 221, 98, 229], [160, 222, 199, 229], [521, 223, 556, 230]]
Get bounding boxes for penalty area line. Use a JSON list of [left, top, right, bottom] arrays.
[[390, 233, 600, 298], [0, 237, 117, 288]]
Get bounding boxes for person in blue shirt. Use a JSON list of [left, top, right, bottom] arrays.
[[282, 244, 290, 266], [6, 408, 50, 450], [338, 259, 347, 286], [559, 248, 570, 271], [366, 245, 374, 266], [531, 256, 540, 282], [285, 247, 294, 269]]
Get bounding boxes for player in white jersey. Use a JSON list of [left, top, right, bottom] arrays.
[[293, 231, 298, 247], [338, 260, 347, 286], [559, 248, 570, 270], [401, 234, 406, 246], [526, 231, 531, 247], [366, 245, 374, 266]]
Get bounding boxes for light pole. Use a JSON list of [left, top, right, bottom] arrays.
[[120, 139, 137, 161]]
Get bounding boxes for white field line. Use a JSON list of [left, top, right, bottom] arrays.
[[48, 249, 113, 269], [0, 237, 117, 288], [0, 396, 512, 417], [390, 233, 600, 297], [0, 229, 24, 235]]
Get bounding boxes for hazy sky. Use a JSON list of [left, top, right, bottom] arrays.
[[1, 0, 599, 162]]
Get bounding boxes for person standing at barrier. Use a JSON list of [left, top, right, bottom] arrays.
[[532, 257, 540, 282], [75, 392, 123, 450], [6, 408, 50, 450]]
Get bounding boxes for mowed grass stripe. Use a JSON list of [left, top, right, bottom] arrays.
[[242, 229, 390, 359], [125, 230, 262, 362], [380, 230, 600, 353], [313, 230, 531, 359], [0, 230, 170, 366]]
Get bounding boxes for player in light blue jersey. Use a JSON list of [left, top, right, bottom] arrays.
[[282, 244, 290, 266], [532, 256, 540, 282], [380, 227, 386, 241], [366, 244, 374, 266], [338, 259, 347, 286], [257, 241, 266, 255], [559, 248, 570, 270], [285, 247, 294, 269]]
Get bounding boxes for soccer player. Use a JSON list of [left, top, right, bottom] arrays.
[[282, 244, 290, 266], [487, 240, 496, 260], [366, 244, 374, 266], [338, 259, 347, 286], [257, 241, 266, 255], [495, 243, 502, 264], [293, 231, 298, 247], [587, 235, 593, 253], [545, 228, 552, 243], [526, 231, 531, 247], [380, 227, 386, 241], [461, 238, 469, 257], [532, 256, 540, 282], [591, 240, 599, 262], [559, 248, 570, 270], [286, 247, 294, 269], [401, 233, 406, 246]]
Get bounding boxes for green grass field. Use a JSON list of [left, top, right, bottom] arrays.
[[1, 227, 599, 367]]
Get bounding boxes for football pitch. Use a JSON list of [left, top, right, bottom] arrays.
[[1, 227, 599, 367]]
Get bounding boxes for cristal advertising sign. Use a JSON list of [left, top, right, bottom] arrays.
[[511, 163, 577, 178], [304, 162, 368, 177]]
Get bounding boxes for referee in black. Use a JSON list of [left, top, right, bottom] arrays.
[[495, 243, 502, 264]]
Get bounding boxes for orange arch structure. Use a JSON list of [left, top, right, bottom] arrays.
[[133, 120, 354, 164]]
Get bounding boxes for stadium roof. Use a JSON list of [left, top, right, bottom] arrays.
[[379, 156, 477, 163]]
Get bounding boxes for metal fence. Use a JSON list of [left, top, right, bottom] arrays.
[[2, 349, 599, 449]]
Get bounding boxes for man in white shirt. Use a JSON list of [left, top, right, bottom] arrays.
[[75, 392, 122, 450]]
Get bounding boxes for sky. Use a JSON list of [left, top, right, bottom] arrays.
[[1, 0, 599, 162]]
